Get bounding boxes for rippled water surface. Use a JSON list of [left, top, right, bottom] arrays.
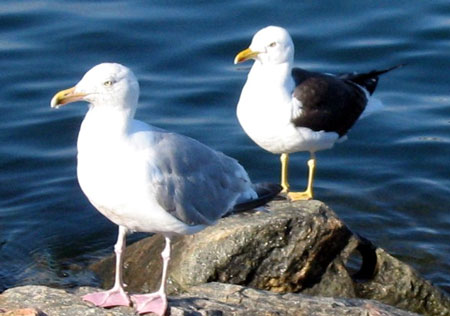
[[0, 0, 449, 293]]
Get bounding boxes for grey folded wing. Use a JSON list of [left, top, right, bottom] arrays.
[[147, 131, 252, 226]]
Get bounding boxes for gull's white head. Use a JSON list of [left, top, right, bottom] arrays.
[[234, 26, 294, 65], [50, 63, 139, 112]]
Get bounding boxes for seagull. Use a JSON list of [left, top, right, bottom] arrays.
[[50, 63, 280, 315], [234, 26, 401, 201]]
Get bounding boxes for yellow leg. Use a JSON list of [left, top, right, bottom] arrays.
[[280, 153, 290, 193], [287, 154, 316, 201]]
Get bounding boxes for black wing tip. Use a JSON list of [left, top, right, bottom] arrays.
[[232, 182, 282, 213], [253, 182, 283, 196], [372, 63, 406, 76], [342, 63, 405, 95], [340, 63, 406, 78]]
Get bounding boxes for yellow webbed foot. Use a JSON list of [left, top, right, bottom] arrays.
[[287, 190, 313, 201]]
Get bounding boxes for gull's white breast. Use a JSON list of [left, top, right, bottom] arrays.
[[76, 112, 198, 235]]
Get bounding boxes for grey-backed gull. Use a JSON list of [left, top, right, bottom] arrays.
[[50, 63, 280, 315]]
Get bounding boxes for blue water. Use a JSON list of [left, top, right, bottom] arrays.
[[0, 0, 449, 294]]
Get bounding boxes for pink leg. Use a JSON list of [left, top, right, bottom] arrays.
[[83, 226, 131, 308], [131, 236, 171, 315]]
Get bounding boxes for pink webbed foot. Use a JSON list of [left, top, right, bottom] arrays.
[[83, 288, 131, 308], [131, 292, 168, 315]]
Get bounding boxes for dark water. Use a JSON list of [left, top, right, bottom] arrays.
[[0, 0, 449, 294]]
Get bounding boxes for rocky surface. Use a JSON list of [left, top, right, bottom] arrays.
[[91, 200, 352, 294], [89, 200, 450, 316], [301, 235, 450, 316], [2, 200, 448, 315], [0, 282, 421, 316]]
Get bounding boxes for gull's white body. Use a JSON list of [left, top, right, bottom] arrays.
[[77, 110, 202, 235], [77, 105, 256, 235]]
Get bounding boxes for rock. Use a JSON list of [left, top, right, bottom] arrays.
[[0, 283, 421, 316], [0, 286, 132, 316], [90, 200, 450, 316], [356, 247, 450, 316], [182, 282, 421, 316], [0, 308, 44, 316], [302, 235, 450, 316]]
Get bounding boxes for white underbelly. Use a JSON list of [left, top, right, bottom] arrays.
[[77, 154, 198, 236], [238, 115, 340, 154]]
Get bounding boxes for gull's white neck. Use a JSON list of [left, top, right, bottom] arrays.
[[248, 60, 294, 89], [236, 59, 301, 153], [237, 60, 295, 124], [238, 60, 295, 114], [78, 105, 135, 153]]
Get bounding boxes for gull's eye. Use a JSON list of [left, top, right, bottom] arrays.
[[103, 80, 113, 87], [268, 42, 277, 48]]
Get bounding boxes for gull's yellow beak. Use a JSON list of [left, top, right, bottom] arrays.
[[50, 87, 86, 109], [234, 48, 260, 64]]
